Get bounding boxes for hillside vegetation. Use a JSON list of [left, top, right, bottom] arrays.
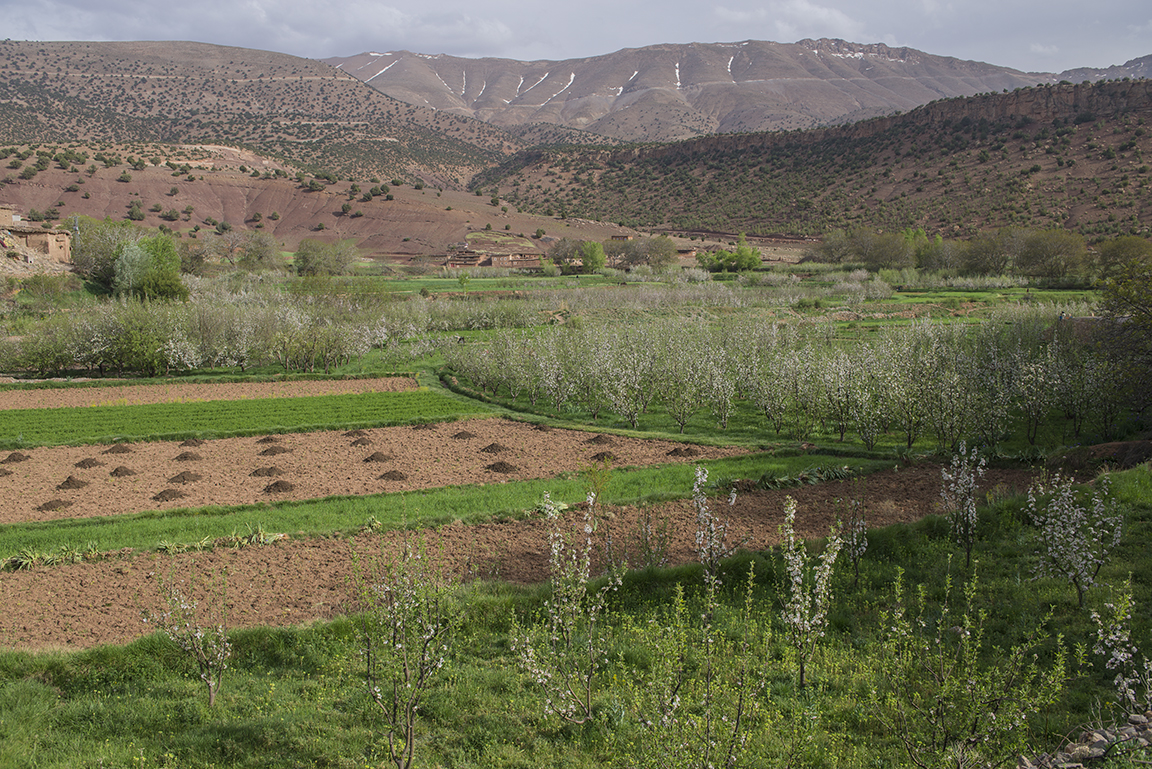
[[475, 80, 1152, 240], [0, 40, 519, 186]]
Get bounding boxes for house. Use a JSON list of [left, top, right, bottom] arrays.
[[0, 204, 72, 264], [444, 245, 542, 269]]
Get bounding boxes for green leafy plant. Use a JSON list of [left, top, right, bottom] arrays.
[[875, 564, 1067, 768]]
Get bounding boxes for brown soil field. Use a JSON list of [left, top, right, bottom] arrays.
[[0, 460, 1041, 651], [0, 376, 417, 410], [0, 417, 747, 524]]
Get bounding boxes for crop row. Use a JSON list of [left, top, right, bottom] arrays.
[[0, 389, 491, 448]]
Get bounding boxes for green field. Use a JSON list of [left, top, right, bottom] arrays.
[[0, 389, 491, 449], [0, 263, 1149, 768]]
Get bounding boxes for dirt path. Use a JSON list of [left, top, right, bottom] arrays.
[[0, 464, 1040, 651]]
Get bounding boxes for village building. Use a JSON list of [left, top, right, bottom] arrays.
[[0, 204, 72, 265], [444, 242, 542, 269]]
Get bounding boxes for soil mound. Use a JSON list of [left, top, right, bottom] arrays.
[[480, 443, 509, 454], [256, 436, 281, 444], [259, 446, 292, 456], [666, 446, 700, 457], [1049, 440, 1152, 472], [264, 480, 295, 494], [2, 452, 31, 463], [75, 458, 104, 469], [102, 445, 132, 455], [452, 431, 478, 440], [379, 470, 408, 481], [585, 435, 614, 445], [364, 452, 393, 463], [590, 452, 617, 463], [168, 471, 202, 484], [57, 475, 89, 490], [350, 437, 373, 447], [249, 467, 283, 477], [486, 461, 517, 473], [411, 423, 437, 431], [37, 499, 71, 512], [152, 489, 185, 502], [110, 466, 136, 477], [180, 438, 205, 447], [343, 429, 368, 438], [173, 452, 202, 462]]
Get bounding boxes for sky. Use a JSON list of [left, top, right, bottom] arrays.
[[2, 0, 1149, 74]]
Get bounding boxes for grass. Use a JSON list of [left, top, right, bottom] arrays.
[[0, 389, 492, 449], [1, 464, 1150, 767]]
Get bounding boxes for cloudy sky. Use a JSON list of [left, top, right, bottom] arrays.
[[3, 0, 1149, 73]]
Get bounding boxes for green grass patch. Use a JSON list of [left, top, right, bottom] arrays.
[[2, 465, 1150, 767], [0, 389, 491, 449]]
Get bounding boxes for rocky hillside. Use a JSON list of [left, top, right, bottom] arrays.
[[472, 80, 1152, 239], [0, 40, 521, 187], [0, 141, 636, 257], [327, 38, 1066, 142]]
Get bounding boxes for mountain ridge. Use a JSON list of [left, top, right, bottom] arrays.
[[325, 38, 1152, 142]]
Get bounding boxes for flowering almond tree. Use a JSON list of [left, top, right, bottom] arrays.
[[144, 569, 231, 707], [1028, 474, 1122, 607], [511, 492, 622, 724], [1091, 578, 1152, 714], [940, 441, 987, 570], [353, 537, 456, 769], [780, 496, 842, 690]]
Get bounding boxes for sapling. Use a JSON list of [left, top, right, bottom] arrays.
[[144, 567, 231, 707], [1028, 473, 1122, 607], [876, 565, 1067, 769], [940, 440, 987, 569], [511, 492, 622, 724], [779, 496, 842, 690], [837, 483, 868, 589], [692, 465, 739, 580], [352, 535, 456, 769], [1091, 578, 1152, 714], [634, 504, 671, 570], [622, 566, 768, 769]]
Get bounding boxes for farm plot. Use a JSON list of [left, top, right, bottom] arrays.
[[0, 376, 418, 410], [0, 463, 1042, 649], [0, 381, 492, 448], [0, 418, 748, 524]]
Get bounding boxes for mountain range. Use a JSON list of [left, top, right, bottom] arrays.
[[326, 39, 1152, 142], [0, 38, 1148, 251]]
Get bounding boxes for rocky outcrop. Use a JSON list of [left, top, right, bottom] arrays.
[[1023, 711, 1152, 768]]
